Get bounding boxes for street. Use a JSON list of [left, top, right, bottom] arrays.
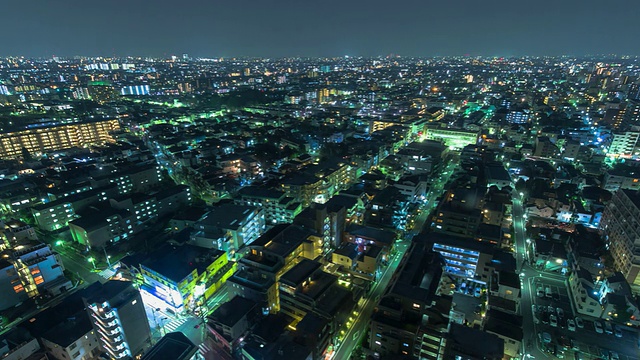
[[331, 157, 457, 359], [330, 240, 410, 360]]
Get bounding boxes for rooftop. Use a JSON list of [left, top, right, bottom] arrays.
[[209, 295, 257, 328], [199, 204, 258, 230], [141, 244, 225, 283], [141, 332, 197, 360]]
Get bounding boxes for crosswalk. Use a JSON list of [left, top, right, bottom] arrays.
[[98, 268, 116, 280], [163, 318, 188, 333], [198, 342, 211, 354]]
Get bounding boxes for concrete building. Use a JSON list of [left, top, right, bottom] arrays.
[[191, 204, 265, 258], [31, 185, 117, 232], [0, 119, 120, 159], [368, 238, 450, 359], [69, 206, 135, 250], [141, 332, 197, 360], [83, 281, 151, 359], [41, 314, 100, 360], [607, 131, 640, 159], [236, 186, 302, 225], [0, 241, 71, 310], [140, 244, 235, 313], [424, 126, 479, 150], [228, 224, 323, 313], [600, 189, 640, 292], [207, 296, 258, 354]]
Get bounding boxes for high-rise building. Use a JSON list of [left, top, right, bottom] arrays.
[[622, 99, 640, 130], [83, 281, 151, 359], [600, 189, 640, 292]]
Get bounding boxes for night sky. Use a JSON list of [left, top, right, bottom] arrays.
[[2, 0, 639, 58]]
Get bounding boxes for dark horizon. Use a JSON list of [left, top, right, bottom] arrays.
[[2, 0, 640, 58]]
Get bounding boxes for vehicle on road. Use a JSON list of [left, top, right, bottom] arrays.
[[575, 317, 584, 328], [594, 321, 604, 334], [547, 305, 555, 314], [567, 319, 576, 331], [545, 286, 552, 298], [557, 307, 564, 319], [550, 314, 558, 327], [540, 332, 552, 344], [609, 350, 619, 360], [537, 286, 545, 297]]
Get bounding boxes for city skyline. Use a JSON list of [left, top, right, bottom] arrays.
[[2, 0, 640, 58]]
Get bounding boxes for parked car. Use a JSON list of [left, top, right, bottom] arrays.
[[594, 321, 604, 334], [604, 321, 613, 335], [556, 307, 565, 319], [537, 286, 545, 297], [613, 324, 622, 338], [545, 286, 552, 298], [575, 317, 584, 329], [547, 305, 555, 314], [550, 314, 558, 327], [539, 332, 552, 344], [567, 319, 576, 331]]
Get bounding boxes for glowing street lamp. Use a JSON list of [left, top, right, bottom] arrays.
[[88, 257, 96, 269], [55, 240, 64, 247]]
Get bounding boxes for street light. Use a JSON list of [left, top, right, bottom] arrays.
[[55, 240, 64, 247], [87, 257, 96, 269]]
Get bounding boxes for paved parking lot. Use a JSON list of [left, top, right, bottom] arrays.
[[530, 276, 639, 359]]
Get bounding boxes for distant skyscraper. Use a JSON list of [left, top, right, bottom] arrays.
[[83, 281, 151, 359]]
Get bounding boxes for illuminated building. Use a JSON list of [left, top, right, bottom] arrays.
[[607, 130, 640, 159], [120, 85, 150, 96], [505, 110, 531, 124], [41, 314, 100, 360], [0, 241, 71, 310], [603, 166, 640, 192], [207, 295, 258, 354], [140, 244, 236, 313], [278, 258, 355, 354], [83, 281, 151, 359], [228, 224, 323, 313], [0, 119, 120, 159], [32, 185, 117, 232], [423, 126, 478, 150], [533, 136, 559, 158], [69, 206, 135, 250], [621, 99, 640, 130], [600, 189, 640, 292], [91, 164, 164, 195], [236, 187, 302, 225], [87, 81, 118, 103], [191, 204, 265, 258], [368, 239, 449, 359]]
